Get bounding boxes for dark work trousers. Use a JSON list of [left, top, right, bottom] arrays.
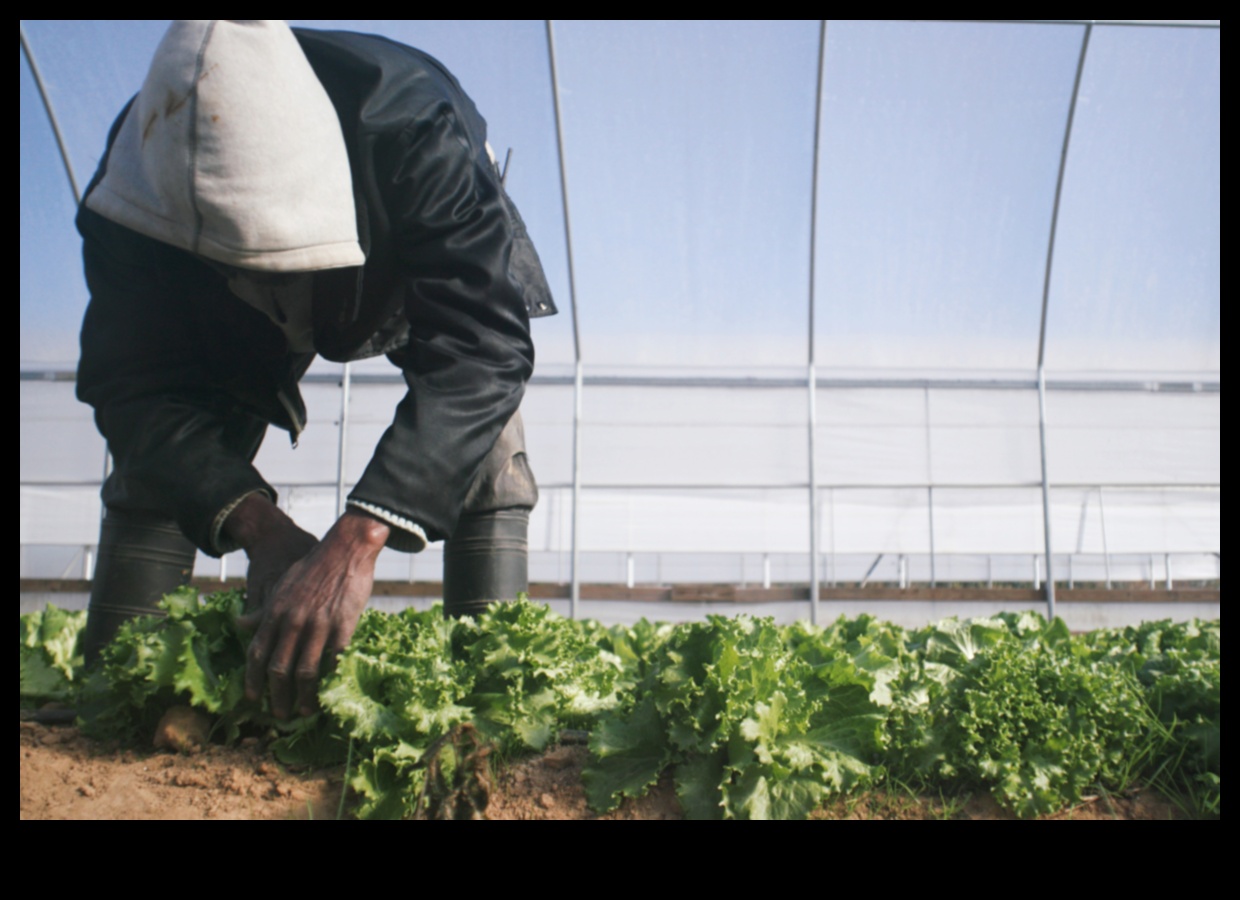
[[82, 410, 538, 664]]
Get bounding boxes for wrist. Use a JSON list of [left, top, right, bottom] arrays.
[[222, 492, 287, 552], [332, 508, 392, 556]]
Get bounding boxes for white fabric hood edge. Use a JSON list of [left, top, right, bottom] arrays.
[[85, 20, 365, 273]]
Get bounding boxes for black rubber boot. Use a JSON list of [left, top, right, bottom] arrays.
[[442, 509, 530, 619], [82, 509, 197, 666], [443, 410, 538, 620]]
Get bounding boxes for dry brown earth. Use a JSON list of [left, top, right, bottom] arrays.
[[19, 719, 1182, 820]]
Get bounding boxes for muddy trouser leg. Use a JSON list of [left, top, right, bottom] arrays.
[[442, 410, 538, 619], [81, 508, 198, 666]]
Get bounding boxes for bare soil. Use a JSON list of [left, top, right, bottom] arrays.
[[19, 718, 1182, 820]]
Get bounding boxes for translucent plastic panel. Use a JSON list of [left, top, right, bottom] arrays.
[[1054, 486, 1109, 554], [928, 487, 1043, 554], [582, 385, 808, 487], [1046, 26, 1220, 374], [1045, 391, 1219, 485], [20, 53, 87, 366], [20, 22, 171, 180], [581, 488, 810, 554], [19, 381, 105, 483], [1046, 485, 1216, 558], [822, 487, 930, 554], [820, 387, 1044, 488], [816, 389, 928, 485], [529, 486, 571, 555], [520, 383, 575, 487], [1061, 487, 1219, 554], [814, 21, 1083, 371], [554, 21, 820, 370], [20, 486, 101, 545], [21, 22, 172, 366], [926, 389, 1041, 485]]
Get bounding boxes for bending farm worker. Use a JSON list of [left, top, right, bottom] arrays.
[[75, 21, 556, 719]]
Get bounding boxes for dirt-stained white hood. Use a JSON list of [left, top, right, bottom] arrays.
[[85, 20, 364, 273]]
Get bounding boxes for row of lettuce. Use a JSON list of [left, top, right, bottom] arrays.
[[20, 590, 1219, 819]]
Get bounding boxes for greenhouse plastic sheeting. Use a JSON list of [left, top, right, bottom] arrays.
[[20, 21, 1219, 586]]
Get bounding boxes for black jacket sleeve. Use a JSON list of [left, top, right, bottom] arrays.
[[76, 205, 286, 556], [346, 102, 535, 547]]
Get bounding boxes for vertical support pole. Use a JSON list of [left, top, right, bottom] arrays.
[[1149, 554, 1156, 590], [626, 552, 635, 589], [83, 545, 94, 582], [828, 488, 836, 587], [928, 486, 937, 588], [1034, 554, 1041, 590], [335, 363, 352, 518], [1098, 485, 1112, 588], [20, 26, 81, 202], [808, 371, 819, 622], [987, 554, 993, 589], [805, 20, 828, 627], [1033, 23, 1090, 621], [546, 22, 584, 619], [1165, 553, 1172, 590], [1037, 367, 1056, 618], [899, 555, 908, 589], [219, 555, 228, 583], [763, 553, 771, 590], [20, 27, 115, 515], [1068, 553, 1074, 589], [571, 361, 583, 617]]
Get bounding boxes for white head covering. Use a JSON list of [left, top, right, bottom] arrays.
[[85, 20, 364, 273]]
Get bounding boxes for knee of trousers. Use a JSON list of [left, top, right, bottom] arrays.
[[461, 410, 539, 514], [83, 508, 197, 665]]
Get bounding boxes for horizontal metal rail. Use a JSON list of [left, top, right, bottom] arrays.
[[927, 19, 1219, 29], [19, 579, 1221, 603], [19, 368, 1222, 393], [20, 479, 1223, 491]]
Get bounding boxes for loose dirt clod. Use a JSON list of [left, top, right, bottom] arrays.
[[152, 706, 212, 753]]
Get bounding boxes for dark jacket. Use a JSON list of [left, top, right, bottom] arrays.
[[76, 28, 555, 555]]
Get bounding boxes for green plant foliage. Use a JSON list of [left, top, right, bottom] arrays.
[[1079, 619, 1221, 817], [461, 600, 627, 753], [583, 615, 884, 819], [317, 598, 630, 817], [72, 587, 340, 758], [20, 605, 86, 704], [18, 594, 1220, 820]]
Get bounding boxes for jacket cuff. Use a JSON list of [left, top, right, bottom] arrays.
[[346, 499, 429, 553], [210, 489, 274, 556]]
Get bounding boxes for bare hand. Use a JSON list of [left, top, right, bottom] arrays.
[[243, 520, 319, 617], [238, 511, 390, 719]]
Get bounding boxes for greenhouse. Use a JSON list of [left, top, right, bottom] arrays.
[[21, 20, 1219, 631], [20, 19, 1220, 822]]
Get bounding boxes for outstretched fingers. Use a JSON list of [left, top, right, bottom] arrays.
[[245, 609, 309, 720], [244, 614, 277, 707], [295, 613, 333, 718], [264, 614, 315, 720]]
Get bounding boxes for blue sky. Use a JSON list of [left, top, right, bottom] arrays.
[[21, 20, 1219, 375]]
